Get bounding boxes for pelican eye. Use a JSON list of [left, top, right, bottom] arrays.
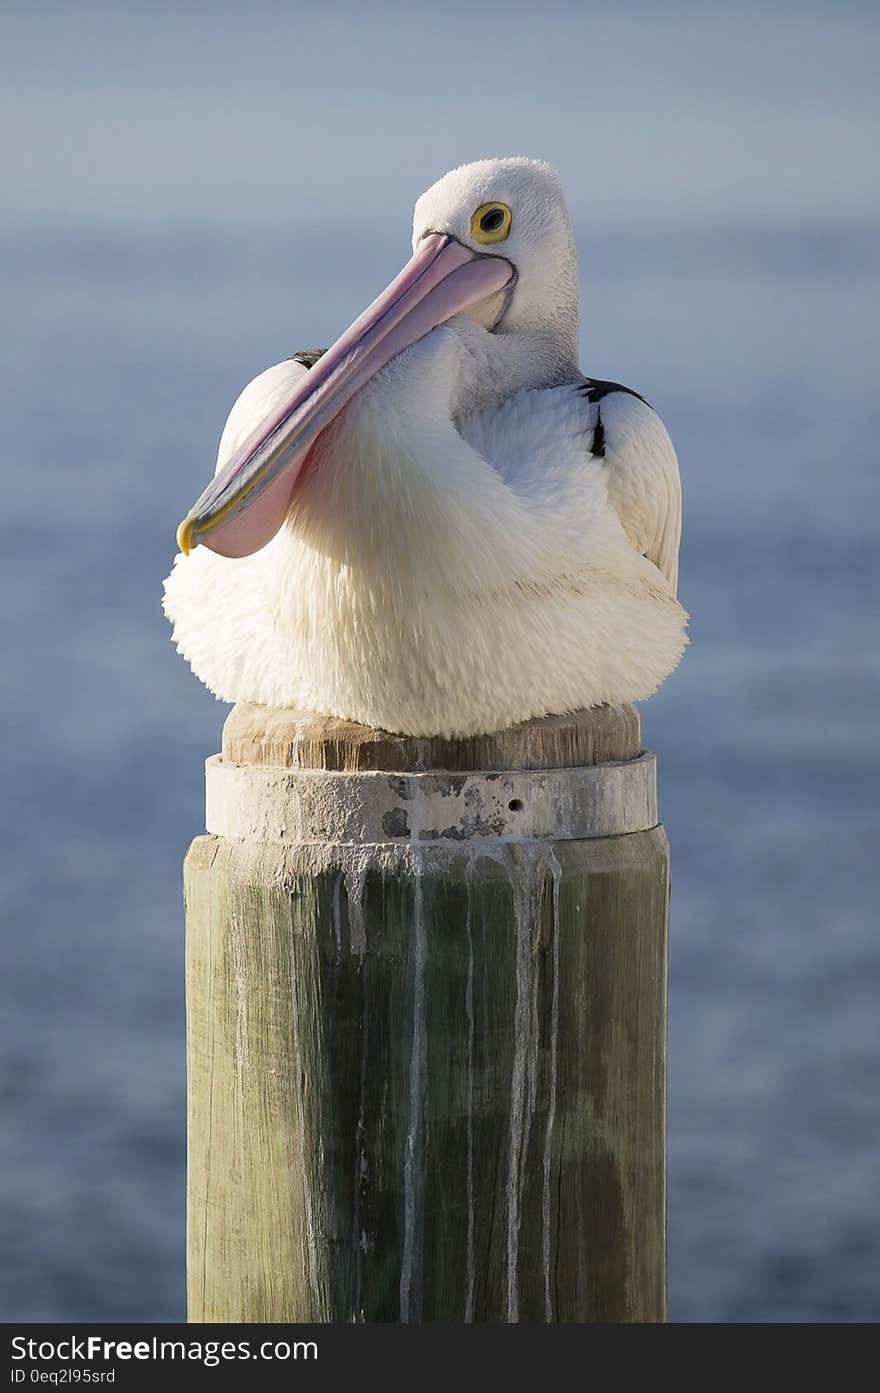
[[470, 202, 512, 245]]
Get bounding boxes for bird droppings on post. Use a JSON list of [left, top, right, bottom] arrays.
[[344, 863, 368, 961], [286, 906, 322, 1311], [505, 842, 563, 1322], [331, 874, 343, 963], [184, 704, 669, 1322], [542, 851, 563, 1321], [400, 848, 427, 1323], [464, 849, 478, 1324]]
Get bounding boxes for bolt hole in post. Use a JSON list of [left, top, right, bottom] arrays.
[[508, 798, 524, 813]]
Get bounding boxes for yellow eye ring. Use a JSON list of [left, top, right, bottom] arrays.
[[470, 202, 512, 244]]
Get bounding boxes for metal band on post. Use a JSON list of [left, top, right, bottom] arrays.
[[205, 752, 658, 845]]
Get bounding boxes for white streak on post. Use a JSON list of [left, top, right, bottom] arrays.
[[505, 844, 564, 1321], [287, 908, 320, 1311], [343, 855, 371, 1315], [506, 845, 539, 1322], [331, 873, 343, 962], [228, 905, 250, 1132], [400, 838, 427, 1322], [464, 851, 478, 1322], [350, 974, 369, 1323], [344, 861, 368, 959], [542, 848, 562, 1320]]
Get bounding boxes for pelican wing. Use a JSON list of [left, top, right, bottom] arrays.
[[212, 351, 327, 474], [582, 379, 682, 594]]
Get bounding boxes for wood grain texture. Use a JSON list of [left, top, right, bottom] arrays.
[[185, 826, 668, 1323], [221, 701, 642, 772]]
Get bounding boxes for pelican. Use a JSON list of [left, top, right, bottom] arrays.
[[164, 158, 687, 737]]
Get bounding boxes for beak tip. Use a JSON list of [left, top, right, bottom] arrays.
[[176, 516, 196, 556]]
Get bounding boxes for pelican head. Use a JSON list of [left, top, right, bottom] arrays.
[[412, 157, 579, 345], [176, 156, 580, 560]]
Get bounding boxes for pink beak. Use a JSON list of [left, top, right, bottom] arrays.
[[176, 234, 515, 558]]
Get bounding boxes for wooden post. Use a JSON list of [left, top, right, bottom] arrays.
[[184, 701, 668, 1323]]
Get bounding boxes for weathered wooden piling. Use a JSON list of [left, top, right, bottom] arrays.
[[184, 701, 668, 1323]]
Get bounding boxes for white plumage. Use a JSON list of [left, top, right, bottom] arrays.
[[164, 158, 687, 736]]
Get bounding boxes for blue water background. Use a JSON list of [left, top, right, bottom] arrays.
[[1, 1, 878, 1322]]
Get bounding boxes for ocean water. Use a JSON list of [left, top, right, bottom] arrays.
[[1, 211, 878, 1323]]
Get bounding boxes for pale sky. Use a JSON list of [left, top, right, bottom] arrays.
[[2, 0, 878, 234]]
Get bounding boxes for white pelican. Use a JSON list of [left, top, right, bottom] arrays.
[[164, 158, 687, 737]]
